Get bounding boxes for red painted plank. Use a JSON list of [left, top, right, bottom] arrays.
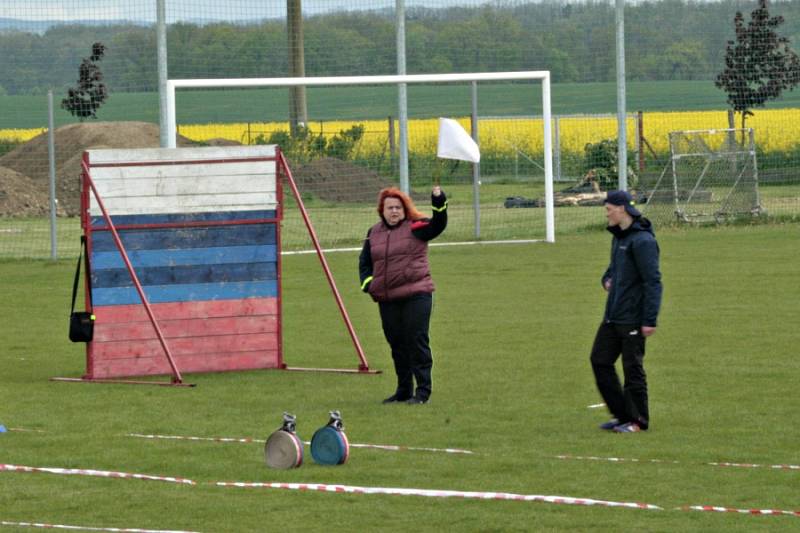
[[91, 333, 279, 359], [92, 315, 277, 342], [93, 298, 278, 324], [88, 350, 281, 378]]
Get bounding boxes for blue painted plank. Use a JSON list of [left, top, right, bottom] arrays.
[[90, 210, 277, 227], [91, 244, 277, 270], [91, 262, 277, 289], [91, 223, 277, 252], [91, 280, 279, 306]]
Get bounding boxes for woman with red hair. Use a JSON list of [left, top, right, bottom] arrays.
[[359, 185, 448, 404]]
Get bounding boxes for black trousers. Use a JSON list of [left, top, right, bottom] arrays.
[[590, 322, 649, 429], [378, 293, 433, 400]]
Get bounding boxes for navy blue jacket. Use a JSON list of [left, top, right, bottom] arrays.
[[602, 217, 662, 327]]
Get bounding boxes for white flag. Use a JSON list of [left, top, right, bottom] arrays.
[[437, 118, 480, 163]]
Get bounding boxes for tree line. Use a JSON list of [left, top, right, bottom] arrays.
[[2, 0, 800, 96]]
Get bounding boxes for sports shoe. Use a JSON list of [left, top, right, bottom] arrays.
[[406, 396, 429, 405], [382, 394, 411, 404], [599, 418, 620, 431], [613, 422, 641, 433]]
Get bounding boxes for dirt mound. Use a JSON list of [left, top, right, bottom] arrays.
[[203, 138, 243, 146], [0, 122, 195, 216], [0, 123, 393, 215], [291, 157, 394, 203], [0, 166, 65, 217]]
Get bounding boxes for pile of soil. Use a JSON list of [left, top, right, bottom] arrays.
[[202, 138, 243, 147], [0, 122, 195, 216], [0, 123, 395, 216], [291, 157, 395, 203], [0, 166, 64, 217]]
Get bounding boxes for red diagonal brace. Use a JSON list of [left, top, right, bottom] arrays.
[[82, 161, 185, 384], [278, 151, 372, 372]]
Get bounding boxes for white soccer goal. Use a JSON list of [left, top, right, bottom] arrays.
[[667, 128, 762, 223], [165, 72, 555, 245]]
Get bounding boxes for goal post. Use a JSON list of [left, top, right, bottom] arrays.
[[666, 128, 762, 223], [165, 71, 555, 243]]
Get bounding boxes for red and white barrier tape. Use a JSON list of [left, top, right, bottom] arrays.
[[684, 505, 800, 517], [556, 455, 800, 470], [215, 481, 661, 510], [1, 520, 200, 532], [0, 464, 195, 486], [709, 461, 800, 471], [127, 433, 475, 455], [129, 433, 259, 444], [301, 440, 475, 455], [556, 454, 679, 465]]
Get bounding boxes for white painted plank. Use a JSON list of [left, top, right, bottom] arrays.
[[91, 174, 276, 198], [87, 146, 277, 165], [90, 161, 276, 181]]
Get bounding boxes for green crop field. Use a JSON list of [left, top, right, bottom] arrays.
[[6, 79, 800, 129], [1, 225, 798, 531]]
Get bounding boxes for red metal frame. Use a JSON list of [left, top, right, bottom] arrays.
[[275, 149, 286, 370], [277, 151, 377, 374], [54, 147, 377, 387], [90, 218, 281, 232], [83, 159, 187, 386], [51, 377, 196, 387]]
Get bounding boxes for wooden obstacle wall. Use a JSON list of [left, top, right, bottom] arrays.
[[82, 146, 283, 379]]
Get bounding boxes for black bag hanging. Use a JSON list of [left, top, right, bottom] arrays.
[[69, 236, 95, 342]]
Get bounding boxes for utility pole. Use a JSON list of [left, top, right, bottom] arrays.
[[396, 0, 409, 193], [615, 0, 628, 190], [287, 0, 307, 135]]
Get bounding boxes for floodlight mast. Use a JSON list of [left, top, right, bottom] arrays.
[[166, 71, 555, 243]]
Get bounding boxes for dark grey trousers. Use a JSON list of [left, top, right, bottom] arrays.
[[378, 293, 433, 400], [590, 322, 649, 429]]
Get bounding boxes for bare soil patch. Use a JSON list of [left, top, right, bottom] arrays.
[[0, 122, 194, 216], [291, 157, 397, 203]]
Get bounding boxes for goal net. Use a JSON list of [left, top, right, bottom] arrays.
[[165, 72, 555, 250], [663, 128, 762, 223]]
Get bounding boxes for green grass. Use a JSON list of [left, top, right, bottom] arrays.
[[1, 225, 798, 531], [3, 181, 799, 259], [7, 80, 800, 129]]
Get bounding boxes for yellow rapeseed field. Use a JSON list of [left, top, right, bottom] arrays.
[[4, 109, 800, 156], [0, 127, 47, 143], [177, 109, 800, 156]]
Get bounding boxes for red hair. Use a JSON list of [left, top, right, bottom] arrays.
[[377, 187, 425, 221]]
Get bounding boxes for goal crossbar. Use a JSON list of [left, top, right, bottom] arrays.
[[166, 71, 555, 243]]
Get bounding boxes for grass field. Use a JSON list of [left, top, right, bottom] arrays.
[[2, 180, 799, 260], [6, 79, 800, 130], [1, 224, 798, 531]]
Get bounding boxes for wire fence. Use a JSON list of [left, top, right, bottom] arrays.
[[2, 0, 800, 259]]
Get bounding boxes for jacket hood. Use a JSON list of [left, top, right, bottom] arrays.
[[607, 216, 655, 238]]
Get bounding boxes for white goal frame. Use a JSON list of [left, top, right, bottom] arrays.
[[165, 71, 555, 243]]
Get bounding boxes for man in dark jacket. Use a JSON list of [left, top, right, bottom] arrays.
[[591, 190, 662, 433]]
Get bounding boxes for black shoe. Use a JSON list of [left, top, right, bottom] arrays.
[[382, 394, 411, 404], [406, 396, 428, 405]]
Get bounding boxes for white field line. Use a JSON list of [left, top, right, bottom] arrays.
[[280, 239, 544, 256], [555, 455, 800, 470], [0, 520, 200, 532], [127, 433, 475, 455], [215, 481, 662, 510], [0, 464, 195, 485]]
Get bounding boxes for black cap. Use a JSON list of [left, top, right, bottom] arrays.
[[604, 190, 641, 217]]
